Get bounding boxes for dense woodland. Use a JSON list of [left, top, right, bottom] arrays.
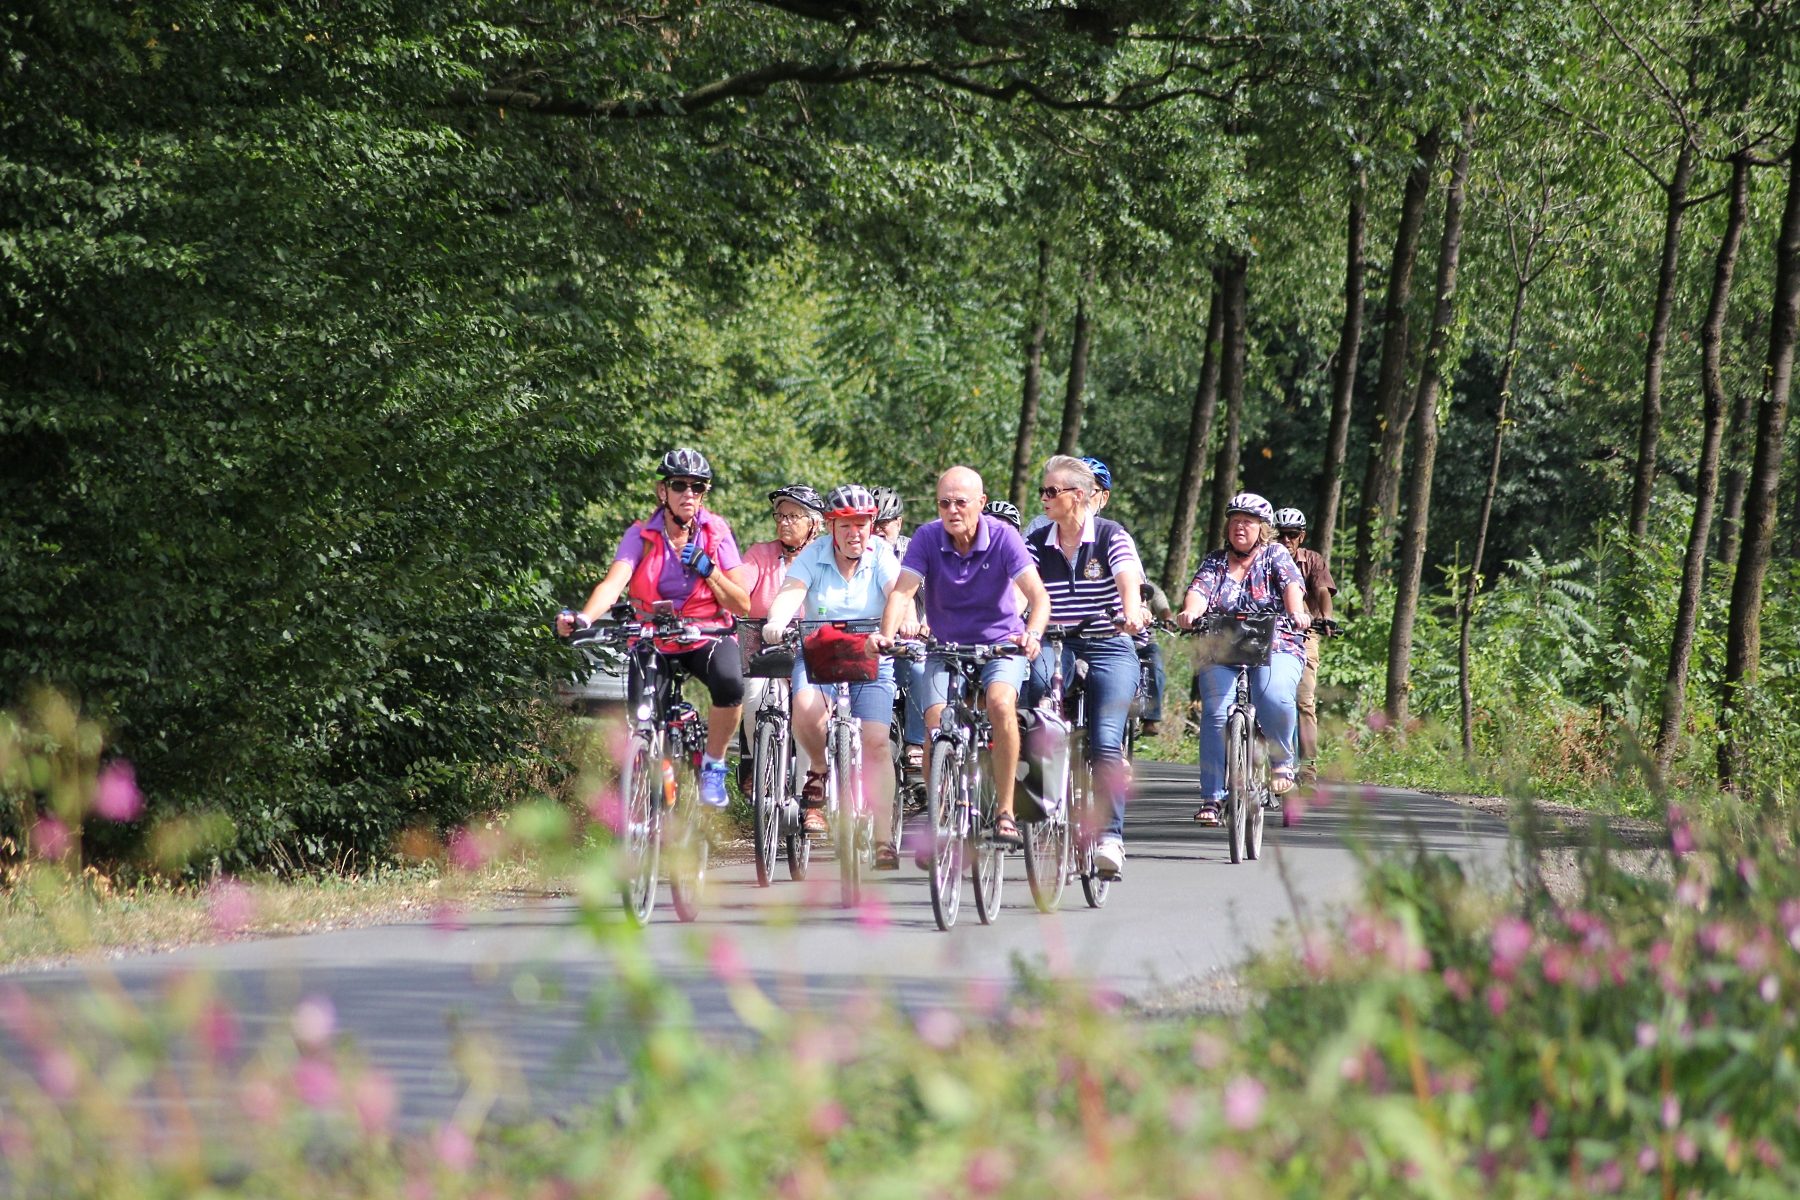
[[4, 0, 1800, 867]]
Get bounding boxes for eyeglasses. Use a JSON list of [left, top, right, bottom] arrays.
[[665, 479, 709, 495], [1039, 485, 1082, 500], [774, 512, 811, 525], [936, 497, 974, 510]]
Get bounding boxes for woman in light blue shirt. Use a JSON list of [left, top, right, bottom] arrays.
[[763, 485, 902, 860]]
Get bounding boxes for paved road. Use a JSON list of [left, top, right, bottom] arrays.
[[7, 764, 1511, 1128]]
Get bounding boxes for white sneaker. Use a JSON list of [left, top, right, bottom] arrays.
[[1093, 836, 1125, 878]]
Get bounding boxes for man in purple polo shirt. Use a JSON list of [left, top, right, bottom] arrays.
[[875, 466, 1050, 848]]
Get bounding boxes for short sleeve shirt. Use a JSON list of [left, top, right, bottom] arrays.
[[740, 540, 795, 619], [1188, 543, 1305, 659], [900, 515, 1034, 644], [1291, 547, 1337, 620], [612, 510, 744, 607], [785, 537, 901, 623], [1026, 516, 1142, 627]]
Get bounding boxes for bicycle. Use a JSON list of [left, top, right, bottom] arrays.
[[571, 603, 731, 924], [1176, 610, 1287, 864], [1019, 627, 1076, 914], [914, 639, 1027, 931], [740, 618, 806, 886], [798, 618, 887, 909]]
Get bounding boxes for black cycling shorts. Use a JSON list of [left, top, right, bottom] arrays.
[[630, 637, 746, 711]]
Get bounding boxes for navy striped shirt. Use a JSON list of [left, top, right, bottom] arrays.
[[1026, 517, 1142, 626]]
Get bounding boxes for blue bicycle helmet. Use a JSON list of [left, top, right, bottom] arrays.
[[1080, 457, 1113, 490]]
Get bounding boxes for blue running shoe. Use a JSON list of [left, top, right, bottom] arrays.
[[699, 760, 730, 808]]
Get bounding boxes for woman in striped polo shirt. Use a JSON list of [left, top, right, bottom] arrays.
[[1021, 454, 1149, 879]]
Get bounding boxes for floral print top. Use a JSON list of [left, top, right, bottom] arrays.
[[1188, 543, 1306, 660]]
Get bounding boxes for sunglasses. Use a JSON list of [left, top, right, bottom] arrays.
[[936, 497, 975, 510], [664, 479, 710, 495], [1039, 485, 1082, 500]]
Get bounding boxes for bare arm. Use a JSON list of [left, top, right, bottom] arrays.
[[1014, 566, 1051, 654], [761, 577, 807, 639], [1113, 565, 1146, 633], [876, 570, 924, 644], [1284, 581, 1312, 632], [578, 560, 635, 623], [708, 563, 752, 618]]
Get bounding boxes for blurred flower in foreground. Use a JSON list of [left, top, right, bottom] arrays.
[[31, 817, 71, 860], [93, 761, 143, 822], [1222, 1076, 1266, 1130], [435, 1123, 476, 1171], [208, 878, 254, 935], [292, 995, 336, 1051]]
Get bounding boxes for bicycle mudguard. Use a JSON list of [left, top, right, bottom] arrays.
[[1014, 707, 1071, 823]]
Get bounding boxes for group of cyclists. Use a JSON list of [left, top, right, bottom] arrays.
[[556, 445, 1338, 899]]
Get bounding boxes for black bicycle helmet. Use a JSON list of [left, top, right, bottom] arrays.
[[768, 483, 825, 513], [657, 447, 713, 481], [870, 486, 904, 523], [984, 499, 1022, 530]]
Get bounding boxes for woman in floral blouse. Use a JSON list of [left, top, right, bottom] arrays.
[[1176, 492, 1312, 824]]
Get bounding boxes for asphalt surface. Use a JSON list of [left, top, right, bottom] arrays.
[[6, 763, 1512, 1128]]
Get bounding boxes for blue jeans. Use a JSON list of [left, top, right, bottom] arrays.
[[1195, 653, 1303, 802], [1023, 634, 1137, 839], [899, 655, 927, 746]]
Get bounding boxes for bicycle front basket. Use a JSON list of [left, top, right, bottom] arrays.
[[802, 624, 881, 683], [1197, 612, 1276, 668]]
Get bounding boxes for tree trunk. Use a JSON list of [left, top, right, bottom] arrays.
[[1717, 379, 1755, 569], [1314, 163, 1369, 569], [1656, 153, 1751, 775], [1205, 253, 1250, 550], [1627, 143, 1698, 540], [1056, 262, 1097, 457], [1386, 119, 1473, 726], [1352, 126, 1443, 607], [1162, 276, 1225, 593], [1009, 240, 1053, 509], [1720, 125, 1800, 791]]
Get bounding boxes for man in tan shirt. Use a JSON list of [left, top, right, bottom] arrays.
[[1274, 507, 1335, 781]]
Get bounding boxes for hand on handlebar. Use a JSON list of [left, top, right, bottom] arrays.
[[1176, 597, 1209, 630], [1013, 629, 1043, 661], [1289, 609, 1313, 634], [555, 608, 591, 639]]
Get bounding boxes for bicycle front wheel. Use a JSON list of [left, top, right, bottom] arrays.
[[668, 764, 708, 922], [620, 734, 660, 926], [751, 720, 784, 887], [1022, 805, 1069, 914], [1225, 709, 1249, 865], [1246, 734, 1268, 861], [970, 753, 1003, 925], [926, 740, 964, 931], [832, 723, 863, 910]]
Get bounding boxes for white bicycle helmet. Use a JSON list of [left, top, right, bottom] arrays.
[[1273, 506, 1307, 531], [1225, 492, 1275, 525], [870, 486, 904, 523], [768, 483, 824, 513], [984, 499, 1022, 530], [823, 483, 878, 518]]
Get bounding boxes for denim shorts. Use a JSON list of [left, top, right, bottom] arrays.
[[920, 650, 1030, 710], [791, 657, 896, 724]]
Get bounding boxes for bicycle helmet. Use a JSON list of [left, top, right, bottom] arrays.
[[1273, 507, 1308, 531], [984, 500, 1022, 530], [870, 485, 904, 523], [1225, 491, 1275, 525], [657, 447, 713, 481], [768, 483, 824, 513], [823, 483, 878, 518], [1080, 457, 1114, 490]]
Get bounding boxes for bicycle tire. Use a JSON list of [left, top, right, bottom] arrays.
[[669, 761, 707, 923], [1022, 804, 1070, 914], [970, 752, 1003, 925], [1226, 710, 1248, 864], [620, 734, 660, 926], [832, 722, 862, 909], [785, 749, 811, 880], [751, 720, 783, 887], [926, 739, 963, 931], [1071, 745, 1110, 908], [1246, 735, 1267, 860]]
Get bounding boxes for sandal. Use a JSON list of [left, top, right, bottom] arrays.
[[1271, 768, 1296, 796], [992, 813, 1023, 848], [874, 841, 900, 871], [1193, 800, 1222, 826]]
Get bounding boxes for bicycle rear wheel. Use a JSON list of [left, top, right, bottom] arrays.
[[784, 750, 811, 881], [1022, 812, 1069, 914], [832, 723, 863, 910], [751, 720, 784, 887], [620, 735, 660, 926], [926, 740, 963, 931], [1225, 710, 1249, 864], [970, 755, 1003, 925], [668, 765, 708, 922]]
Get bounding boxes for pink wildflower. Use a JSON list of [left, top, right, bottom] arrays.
[[1490, 916, 1533, 980], [293, 1057, 340, 1110], [93, 762, 143, 822], [707, 935, 750, 988], [808, 1101, 847, 1139], [585, 788, 623, 834], [353, 1071, 398, 1137], [31, 817, 71, 860], [34, 1048, 78, 1102], [1222, 1076, 1266, 1130], [446, 827, 492, 872], [435, 1123, 476, 1171], [1485, 983, 1510, 1018], [199, 999, 240, 1063], [1531, 1103, 1550, 1139], [916, 1008, 961, 1050], [855, 892, 891, 933], [964, 1148, 1013, 1197], [208, 878, 254, 935], [1761, 975, 1780, 1003], [1662, 1094, 1680, 1130], [1191, 1031, 1228, 1070], [1637, 1146, 1659, 1173], [1636, 1022, 1657, 1049], [291, 995, 336, 1051], [1675, 1133, 1697, 1164], [241, 1076, 283, 1125], [1442, 967, 1473, 1002]]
